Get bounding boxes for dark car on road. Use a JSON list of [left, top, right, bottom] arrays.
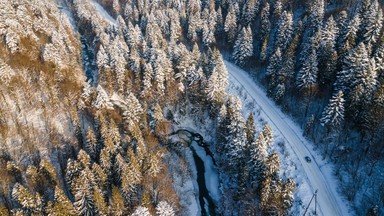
[[305, 156, 311, 163]]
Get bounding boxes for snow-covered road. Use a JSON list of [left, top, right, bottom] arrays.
[[225, 61, 350, 216]]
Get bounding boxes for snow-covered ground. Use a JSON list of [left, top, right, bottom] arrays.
[[166, 135, 200, 216], [90, 0, 117, 26], [225, 61, 352, 216]]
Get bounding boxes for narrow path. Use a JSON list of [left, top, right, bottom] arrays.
[[225, 61, 350, 216]]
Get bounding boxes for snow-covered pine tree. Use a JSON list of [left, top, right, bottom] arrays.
[[202, 22, 216, 47], [77, 149, 91, 169], [262, 124, 274, 148], [342, 14, 360, 49], [275, 10, 293, 52], [264, 152, 280, 180], [232, 26, 253, 67], [110, 186, 125, 215], [242, 0, 259, 26], [126, 22, 142, 50], [272, 0, 283, 18], [206, 51, 229, 107], [93, 189, 108, 216], [114, 153, 126, 181], [128, 46, 141, 75], [260, 2, 271, 40], [226, 97, 247, 169], [322, 15, 339, 48], [308, 0, 324, 28], [123, 93, 143, 128], [94, 85, 114, 110], [320, 91, 345, 131], [73, 167, 95, 216], [266, 48, 282, 92], [215, 6, 224, 36], [336, 10, 349, 49], [282, 178, 295, 211], [147, 152, 162, 177], [296, 48, 318, 96], [142, 62, 154, 98], [5, 29, 20, 54], [206, 66, 227, 107], [273, 83, 286, 102], [216, 104, 229, 158], [359, 0, 383, 44], [153, 51, 166, 95], [0, 59, 15, 85], [86, 127, 98, 159], [249, 132, 267, 185], [336, 43, 377, 110], [112, 0, 121, 16], [121, 149, 142, 199], [174, 44, 192, 91], [78, 81, 93, 110], [109, 119, 120, 146], [92, 163, 108, 193], [187, 13, 199, 42], [131, 206, 151, 216], [259, 176, 272, 213], [97, 45, 110, 72], [374, 42, 384, 73], [318, 16, 339, 85], [12, 183, 42, 214], [224, 4, 237, 43], [47, 186, 76, 216], [276, 34, 297, 89], [168, 12, 181, 44], [349, 58, 378, 116], [99, 149, 112, 176], [65, 159, 82, 193], [156, 201, 175, 216]]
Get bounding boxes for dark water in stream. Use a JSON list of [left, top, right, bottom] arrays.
[[191, 145, 216, 216], [174, 129, 217, 216], [80, 37, 97, 84]]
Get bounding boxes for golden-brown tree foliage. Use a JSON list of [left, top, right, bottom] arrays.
[[0, 0, 84, 161]]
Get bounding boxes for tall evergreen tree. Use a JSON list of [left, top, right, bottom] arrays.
[[86, 128, 98, 159], [249, 132, 267, 185], [359, 0, 383, 44], [296, 49, 318, 96], [93, 189, 108, 216], [131, 206, 151, 216], [110, 186, 125, 215], [336, 43, 378, 111], [12, 183, 42, 214], [266, 48, 283, 92], [224, 5, 237, 43], [226, 97, 247, 169], [205, 52, 229, 107], [47, 186, 76, 216], [73, 168, 95, 216], [320, 91, 345, 131], [260, 2, 271, 40], [275, 10, 293, 52], [242, 0, 259, 26], [232, 26, 253, 67], [156, 201, 175, 216]]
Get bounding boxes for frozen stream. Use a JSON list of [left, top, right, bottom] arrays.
[[174, 129, 219, 216]]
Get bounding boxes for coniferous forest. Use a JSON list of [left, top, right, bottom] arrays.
[[0, 0, 383, 215]]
